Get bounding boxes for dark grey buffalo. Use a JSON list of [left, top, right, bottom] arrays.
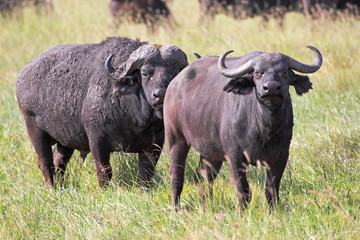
[[164, 46, 322, 210], [0, 0, 52, 14], [198, 0, 297, 17], [16, 37, 188, 188], [198, 0, 238, 15], [301, 0, 360, 15], [109, 0, 171, 29]]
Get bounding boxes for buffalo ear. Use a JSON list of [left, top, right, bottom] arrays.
[[112, 75, 139, 96], [223, 75, 255, 95], [290, 71, 313, 95]]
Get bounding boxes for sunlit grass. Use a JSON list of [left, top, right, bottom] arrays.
[[0, 0, 359, 239]]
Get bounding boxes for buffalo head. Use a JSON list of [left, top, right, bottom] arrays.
[[105, 44, 188, 117], [218, 46, 322, 109]]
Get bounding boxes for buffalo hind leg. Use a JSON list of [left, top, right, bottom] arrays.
[[25, 119, 55, 187], [53, 143, 74, 186], [138, 138, 164, 188], [168, 139, 190, 210], [194, 156, 223, 209]]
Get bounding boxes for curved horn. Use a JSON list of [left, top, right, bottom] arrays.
[[194, 53, 201, 59], [288, 45, 322, 73], [218, 50, 254, 78], [121, 45, 159, 77], [160, 45, 188, 70], [104, 54, 118, 80]]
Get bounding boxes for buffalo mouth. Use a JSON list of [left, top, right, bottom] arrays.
[[261, 94, 283, 100], [260, 94, 284, 105], [154, 105, 164, 119], [153, 103, 164, 111], [152, 102, 164, 117]]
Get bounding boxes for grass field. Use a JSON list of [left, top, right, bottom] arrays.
[[1, 0, 360, 239]]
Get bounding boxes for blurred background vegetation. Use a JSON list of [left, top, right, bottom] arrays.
[[0, 0, 359, 239]]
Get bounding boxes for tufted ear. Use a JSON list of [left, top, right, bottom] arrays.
[[112, 73, 139, 96], [289, 71, 313, 95], [223, 74, 255, 95]]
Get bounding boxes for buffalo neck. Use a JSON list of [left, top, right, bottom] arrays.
[[252, 94, 293, 143], [110, 89, 158, 130]]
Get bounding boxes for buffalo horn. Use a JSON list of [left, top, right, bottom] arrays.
[[218, 50, 254, 78], [104, 54, 117, 80], [160, 45, 188, 70], [288, 45, 322, 73], [194, 53, 201, 59], [120, 45, 159, 78]]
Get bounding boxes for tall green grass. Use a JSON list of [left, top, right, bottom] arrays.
[[1, 0, 359, 238]]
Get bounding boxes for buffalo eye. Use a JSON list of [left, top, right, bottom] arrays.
[[167, 62, 180, 77], [141, 64, 154, 77], [141, 69, 153, 78], [254, 71, 263, 79]]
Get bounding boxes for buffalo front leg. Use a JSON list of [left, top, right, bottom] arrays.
[[226, 154, 251, 211], [265, 155, 288, 207], [88, 138, 112, 187], [194, 156, 223, 208], [138, 139, 164, 188], [53, 143, 74, 186]]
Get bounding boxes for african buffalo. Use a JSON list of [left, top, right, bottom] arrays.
[[16, 37, 188, 188], [0, 0, 52, 14], [198, 0, 298, 17], [198, 0, 238, 15], [109, 0, 171, 29], [164, 46, 322, 210], [301, 0, 360, 15]]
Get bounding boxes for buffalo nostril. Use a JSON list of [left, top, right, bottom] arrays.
[[152, 89, 166, 100], [263, 82, 281, 93], [153, 89, 161, 98]]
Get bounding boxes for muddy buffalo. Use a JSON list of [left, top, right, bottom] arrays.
[[16, 37, 188, 188], [164, 46, 322, 210]]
